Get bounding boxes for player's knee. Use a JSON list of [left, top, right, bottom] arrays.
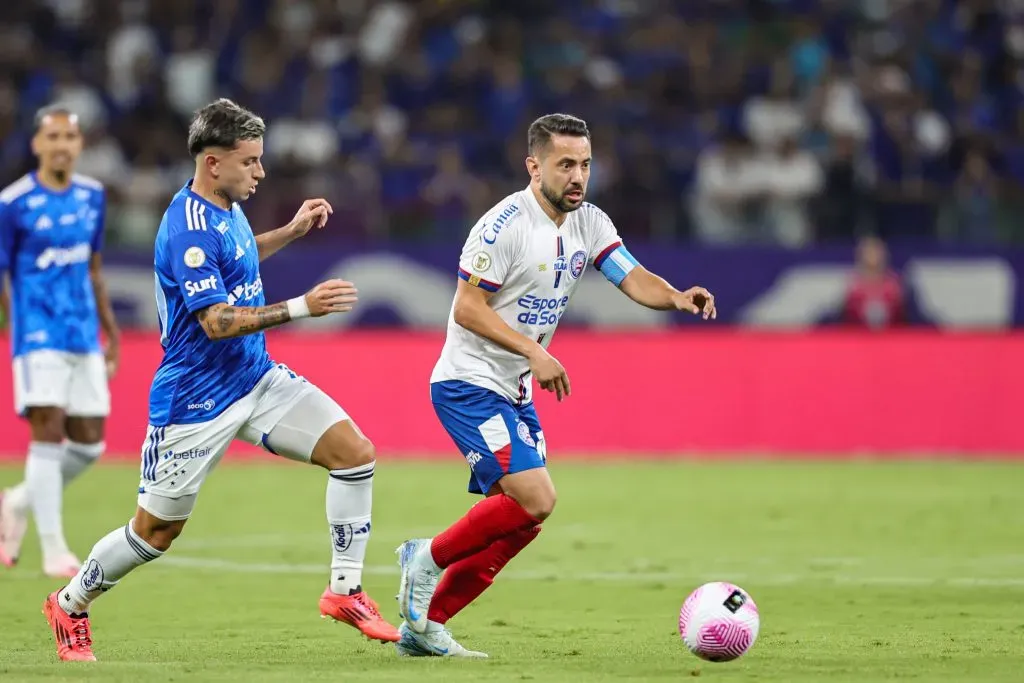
[[65, 417, 105, 445], [27, 407, 65, 443], [521, 489, 557, 521], [321, 435, 375, 471], [133, 514, 186, 553]]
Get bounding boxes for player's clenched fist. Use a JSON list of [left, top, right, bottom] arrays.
[[529, 347, 571, 401], [304, 279, 358, 316]]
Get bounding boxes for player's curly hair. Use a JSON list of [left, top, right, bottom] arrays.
[[187, 98, 266, 157], [527, 113, 590, 156]]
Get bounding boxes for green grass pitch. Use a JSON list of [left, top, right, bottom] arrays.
[[1, 458, 1023, 682]]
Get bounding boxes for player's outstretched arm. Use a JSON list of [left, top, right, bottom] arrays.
[[618, 267, 717, 320], [195, 279, 358, 341], [256, 198, 333, 261], [454, 280, 572, 400]]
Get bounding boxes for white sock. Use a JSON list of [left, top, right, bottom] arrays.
[[63, 440, 103, 486], [3, 441, 104, 516], [326, 461, 374, 595], [3, 482, 28, 515], [26, 441, 68, 559], [59, 519, 163, 615]]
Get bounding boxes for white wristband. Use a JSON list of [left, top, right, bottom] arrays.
[[286, 296, 310, 320]]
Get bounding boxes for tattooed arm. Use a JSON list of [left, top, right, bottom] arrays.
[[194, 279, 359, 341], [195, 302, 292, 340]]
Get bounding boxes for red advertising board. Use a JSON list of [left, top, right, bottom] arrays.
[[0, 330, 1020, 459]]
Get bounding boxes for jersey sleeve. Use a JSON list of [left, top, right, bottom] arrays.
[[589, 206, 639, 287], [90, 189, 106, 253], [457, 212, 520, 292], [166, 209, 228, 313]]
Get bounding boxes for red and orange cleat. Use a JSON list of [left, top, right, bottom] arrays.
[[42, 590, 96, 662], [318, 587, 401, 643]]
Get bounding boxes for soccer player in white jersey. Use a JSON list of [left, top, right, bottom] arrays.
[[0, 105, 121, 578], [40, 98, 400, 662], [394, 114, 717, 657]]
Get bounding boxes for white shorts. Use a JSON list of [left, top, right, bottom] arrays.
[[137, 363, 348, 520], [13, 350, 111, 417]]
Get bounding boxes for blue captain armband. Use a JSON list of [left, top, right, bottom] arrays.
[[593, 241, 639, 287]]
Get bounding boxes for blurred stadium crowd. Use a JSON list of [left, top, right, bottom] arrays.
[[1, 0, 1022, 248]]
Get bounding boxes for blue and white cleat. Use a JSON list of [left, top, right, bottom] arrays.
[[395, 621, 488, 658], [396, 538, 441, 633]]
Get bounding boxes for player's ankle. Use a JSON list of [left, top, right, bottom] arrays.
[[58, 586, 90, 616]]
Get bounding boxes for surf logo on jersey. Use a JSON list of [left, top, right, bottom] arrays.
[[569, 250, 587, 279], [35, 243, 90, 269], [183, 246, 207, 268], [482, 204, 519, 244], [517, 294, 569, 325], [226, 276, 264, 305], [184, 274, 218, 297]]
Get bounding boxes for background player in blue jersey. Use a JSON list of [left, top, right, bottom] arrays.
[[0, 105, 121, 579], [41, 98, 400, 662]]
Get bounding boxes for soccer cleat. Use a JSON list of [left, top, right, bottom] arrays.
[[44, 553, 82, 579], [42, 590, 96, 661], [318, 587, 401, 642], [0, 489, 28, 568], [395, 621, 488, 658], [396, 538, 441, 633]]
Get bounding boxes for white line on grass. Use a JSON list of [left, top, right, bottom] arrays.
[[158, 555, 1024, 588]]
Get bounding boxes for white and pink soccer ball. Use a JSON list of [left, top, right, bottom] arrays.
[[678, 582, 760, 662]]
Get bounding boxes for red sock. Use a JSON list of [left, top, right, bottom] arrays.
[[428, 526, 541, 625], [430, 494, 539, 569]]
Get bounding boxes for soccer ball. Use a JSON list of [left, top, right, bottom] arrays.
[[678, 582, 759, 662]]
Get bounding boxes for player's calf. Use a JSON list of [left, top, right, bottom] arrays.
[[305, 417, 399, 641], [56, 510, 168, 620], [427, 525, 542, 626]]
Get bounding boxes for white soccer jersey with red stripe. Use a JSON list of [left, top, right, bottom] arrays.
[[430, 186, 631, 404]]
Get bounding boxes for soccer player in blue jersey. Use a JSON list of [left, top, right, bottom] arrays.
[[41, 98, 400, 661], [0, 105, 121, 579]]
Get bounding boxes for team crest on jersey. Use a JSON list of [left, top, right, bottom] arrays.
[[517, 420, 536, 447], [472, 251, 492, 273], [569, 250, 587, 279], [183, 246, 207, 268]]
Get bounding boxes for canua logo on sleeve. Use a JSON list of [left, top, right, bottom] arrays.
[[472, 251, 492, 273], [184, 246, 206, 268]]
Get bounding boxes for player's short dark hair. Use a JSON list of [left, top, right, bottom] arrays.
[[187, 98, 266, 157], [527, 113, 590, 156], [33, 104, 78, 133]]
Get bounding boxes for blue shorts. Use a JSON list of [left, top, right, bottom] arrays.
[[431, 380, 547, 495]]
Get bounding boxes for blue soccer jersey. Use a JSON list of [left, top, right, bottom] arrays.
[[0, 172, 105, 357], [148, 181, 274, 426]]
